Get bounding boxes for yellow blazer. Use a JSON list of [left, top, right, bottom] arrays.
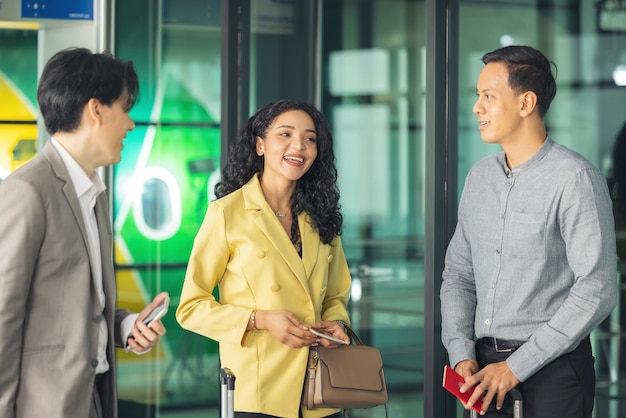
[[176, 174, 352, 418]]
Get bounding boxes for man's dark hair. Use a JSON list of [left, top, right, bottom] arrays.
[[37, 47, 139, 135], [482, 45, 557, 117]]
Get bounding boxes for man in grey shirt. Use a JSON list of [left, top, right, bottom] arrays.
[[441, 45, 617, 417]]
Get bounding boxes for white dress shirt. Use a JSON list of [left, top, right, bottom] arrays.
[[50, 138, 140, 373]]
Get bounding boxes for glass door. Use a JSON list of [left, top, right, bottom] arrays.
[[320, 1, 427, 416], [114, 0, 222, 415], [246, 1, 428, 415], [112, 0, 428, 416], [0, 28, 38, 180]]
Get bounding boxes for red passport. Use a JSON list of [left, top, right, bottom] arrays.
[[442, 365, 483, 413]]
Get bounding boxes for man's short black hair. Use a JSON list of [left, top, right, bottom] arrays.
[[482, 45, 557, 118], [37, 47, 139, 135]]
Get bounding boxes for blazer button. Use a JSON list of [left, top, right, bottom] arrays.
[[93, 315, 103, 324], [270, 284, 280, 292], [91, 359, 99, 369], [257, 250, 266, 258], [327, 255, 333, 263]]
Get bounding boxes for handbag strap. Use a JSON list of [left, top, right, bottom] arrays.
[[344, 325, 363, 346], [305, 349, 318, 410]]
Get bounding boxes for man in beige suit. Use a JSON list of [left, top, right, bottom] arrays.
[[0, 47, 167, 418]]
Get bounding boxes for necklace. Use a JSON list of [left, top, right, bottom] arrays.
[[275, 211, 286, 217]]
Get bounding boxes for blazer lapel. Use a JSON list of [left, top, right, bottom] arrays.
[[43, 142, 91, 253], [43, 142, 105, 311], [243, 175, 309, 285], [95, 193, 116, 316]]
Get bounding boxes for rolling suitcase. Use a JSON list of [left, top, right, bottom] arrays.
[[471, 387, 522, 418], [219, 367, 236, 418]]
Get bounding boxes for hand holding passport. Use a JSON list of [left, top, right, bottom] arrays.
[[442, 365, 484, 413]]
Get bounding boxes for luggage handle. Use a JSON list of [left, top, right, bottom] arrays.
[[470, 387, 523, 418], [220, 368, 236, 418]]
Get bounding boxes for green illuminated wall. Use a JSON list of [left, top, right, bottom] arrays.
[[0, 30, 38, 180], [113, 0, 223, 408]]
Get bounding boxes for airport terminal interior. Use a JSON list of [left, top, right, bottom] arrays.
[[2, 0, 626, 417]]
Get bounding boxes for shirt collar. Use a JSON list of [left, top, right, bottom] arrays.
[[497, 135, 555, 177], [50, 137, 106, 199]]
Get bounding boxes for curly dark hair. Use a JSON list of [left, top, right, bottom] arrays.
[[215, 99, 342, 244]]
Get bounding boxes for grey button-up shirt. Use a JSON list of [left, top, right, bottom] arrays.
[[441, 136, 617, 382]]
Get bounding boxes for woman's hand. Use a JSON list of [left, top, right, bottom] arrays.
[[308, 320, 350, 348], [253, 310, 318, 348]]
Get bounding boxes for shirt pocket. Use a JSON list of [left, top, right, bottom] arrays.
[[503, 212, 547, 260]]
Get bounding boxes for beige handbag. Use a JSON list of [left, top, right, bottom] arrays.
[[301, 326, 389, 418]]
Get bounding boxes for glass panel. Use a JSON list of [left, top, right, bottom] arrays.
[[114, 1, 221, 415], [0, 29, 38, 178], [321, 0, 426, 415], [457, 1, 626, 416], [249, 0, 317, 109]]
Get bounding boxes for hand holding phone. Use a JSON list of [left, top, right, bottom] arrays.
[[307, 327, 348, 345], [143, 295, 170, 326]]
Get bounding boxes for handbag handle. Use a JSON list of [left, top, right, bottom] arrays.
[[344, 325, 364, 346]]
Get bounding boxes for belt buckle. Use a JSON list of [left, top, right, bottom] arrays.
[[494, 338, 514, 353]]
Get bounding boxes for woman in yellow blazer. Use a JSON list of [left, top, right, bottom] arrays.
[[176, 100, 352, 418]]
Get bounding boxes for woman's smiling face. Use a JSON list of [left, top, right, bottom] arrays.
[[255, 109, 318, 182]]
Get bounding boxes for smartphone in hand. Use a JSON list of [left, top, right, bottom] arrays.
[[307, 327, 348, 345], [143, 295, 170, 326]]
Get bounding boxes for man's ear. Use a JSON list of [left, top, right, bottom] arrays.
[[519, 91, 538, 117], [85, 98, 102, 126]]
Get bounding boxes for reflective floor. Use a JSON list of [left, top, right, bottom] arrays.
[[124, 376, 626, 418], [158, 393, 421, 418]]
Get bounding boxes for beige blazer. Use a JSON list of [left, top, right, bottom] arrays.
[[177, 174, 352, 418], [0, 142, 131, 418]]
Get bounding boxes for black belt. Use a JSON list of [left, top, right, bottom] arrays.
[[478, 337, 526, 353]]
